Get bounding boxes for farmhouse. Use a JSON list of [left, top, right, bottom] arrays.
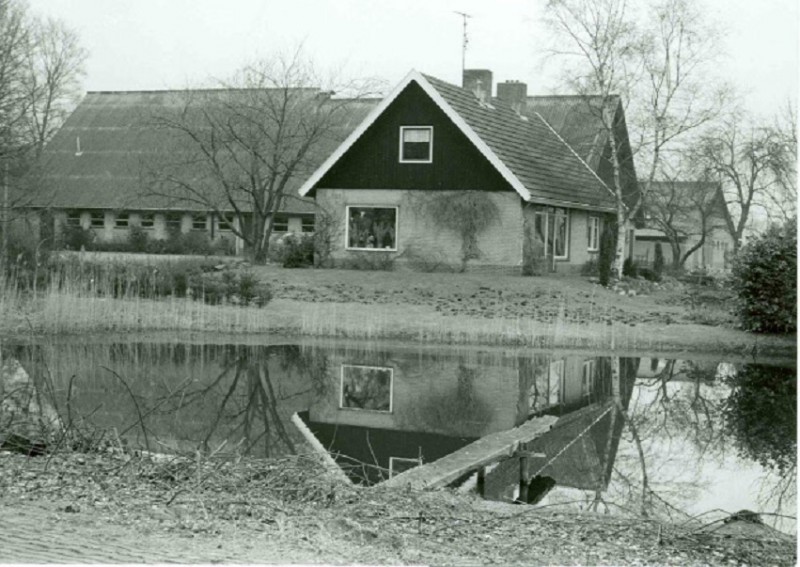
[[299, 69, 639, 273], [633, 181, 734, 272]]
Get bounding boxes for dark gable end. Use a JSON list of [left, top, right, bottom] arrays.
[[316, 81, 514, 192]]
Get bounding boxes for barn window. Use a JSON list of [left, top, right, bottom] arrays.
[[399, 126, 433, 163], [192, 214, 207, 231], [346, 206, 397, 251], [139, 213, 155, 229], [272, 215, 289, 233], [66, 211, 82, 227], [89, 211, 105, 229]]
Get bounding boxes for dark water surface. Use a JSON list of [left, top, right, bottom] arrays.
[[2, 338, 795, 532]]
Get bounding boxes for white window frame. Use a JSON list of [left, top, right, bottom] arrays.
[[272, 214, 289, 233], [339, 364, 394, 413], [548, 359, 565, 406], [301, 217, 314, 233], [114, 212, 129, 228], [191, 213, 207, 231], [535, 208, 570, 261], [587, 215, 600, 252], [345, 205, 398, 252], [89, 211, 105, 229], [139, 213, 155, 229], [389, 456, 422, 478], [581, 359, 596, 397], [399, 126, 433, 164], [66, 211, 82, 227]]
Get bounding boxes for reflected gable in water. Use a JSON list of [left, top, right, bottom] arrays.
[[3, 339, 795, 532]]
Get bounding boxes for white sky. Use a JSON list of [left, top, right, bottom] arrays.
[[27, 0, 799, 117]]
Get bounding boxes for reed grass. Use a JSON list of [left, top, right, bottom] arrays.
[[1, 264, 788, 355]]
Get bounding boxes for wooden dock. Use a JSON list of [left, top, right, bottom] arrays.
[[381, 415, 558, 490]]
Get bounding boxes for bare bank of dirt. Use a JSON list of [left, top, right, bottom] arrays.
[[0, 451, 795, 565]]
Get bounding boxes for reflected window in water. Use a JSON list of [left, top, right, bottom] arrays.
[[340, 364, 393, 412], [389, 456, 422, 477]]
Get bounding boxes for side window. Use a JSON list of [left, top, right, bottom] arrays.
[[587, 216, 600, 251], [301, 217, 314, 233], [399, 126, 433, 163], [140, 213, 155, 229], [115, 212, 129, 228], [89, 211, 105, 229], [192, 214, 207, 231]]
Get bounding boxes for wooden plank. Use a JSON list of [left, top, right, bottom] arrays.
[[290, 413, 352, 485], [381, 415, 557, 490]]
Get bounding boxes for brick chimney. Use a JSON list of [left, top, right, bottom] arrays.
[[462, 69, 493, 103], [497, 80, 528, 113]]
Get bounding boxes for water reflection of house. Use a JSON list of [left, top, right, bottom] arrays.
[[483, 357, 638, 503], [300, 345, 635, 486]]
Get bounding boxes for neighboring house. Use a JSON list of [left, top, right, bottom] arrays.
[[27, 90, 376, 255], [633, 181, 734, 272], [298, 69, 639, 273]]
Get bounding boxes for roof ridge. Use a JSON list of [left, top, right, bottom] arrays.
[[533, 110, 618, 205]]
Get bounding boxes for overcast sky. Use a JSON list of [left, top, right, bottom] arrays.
[[27, 0, 798, 117]]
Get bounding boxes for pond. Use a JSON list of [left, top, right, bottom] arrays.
[[1, 337, 795, 533]]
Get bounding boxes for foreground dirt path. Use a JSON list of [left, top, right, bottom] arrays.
[[1, 452, 795, 566]]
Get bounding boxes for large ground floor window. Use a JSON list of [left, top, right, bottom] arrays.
[[346, 206, 397, 251]]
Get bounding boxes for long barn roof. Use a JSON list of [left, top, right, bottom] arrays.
[[31, 89, 379, 212]]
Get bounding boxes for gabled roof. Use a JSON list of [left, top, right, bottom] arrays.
[[641, 180, 733, 232], [31, 89, 378, 212], [298, 70, 617, 212]]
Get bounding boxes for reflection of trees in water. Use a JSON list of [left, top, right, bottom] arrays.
[[608, 359, 796, 529], [416, 365, 493, 437], [15, 343, 328, 460], [722, 364, 797, 518]]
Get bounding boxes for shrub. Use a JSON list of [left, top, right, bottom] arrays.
[[342, 251, 395, 271], [191, 270, 272, 306], [622, 258, 639, 278], [639, 267, 659, 282], [127, 226, 150, 252], [729, 218, 796, 333], [653, 242, 665, 280], [597, 222, 616, 286], [275, 233, 314, 268], [61, 226, 95, 251], [580, 258, 598, 277], [522, 223, 548, 277]]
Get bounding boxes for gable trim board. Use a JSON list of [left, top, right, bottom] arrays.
[[300, 69, 616, 210]]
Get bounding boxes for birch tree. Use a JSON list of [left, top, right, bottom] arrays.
[[544, 0, 727, 276]]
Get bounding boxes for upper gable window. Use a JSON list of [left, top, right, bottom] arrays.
[[399, 126, 433, 163]]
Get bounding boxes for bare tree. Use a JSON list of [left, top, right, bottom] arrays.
[[690, 111, 792, 250], [544, 0, 727, 276], [146, 49, 379, 263], [645, 174, 728, 268], [545, 0, 641, 277], [0, 0, 86, 264], [633, 0, 730, 197], [23, 16, 88, 156]]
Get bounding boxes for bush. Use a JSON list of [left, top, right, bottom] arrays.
[[127, 226, 150, 253], [730, 218, 796, 333], [622, 257, 639, 278], [191, 270, 272, 306], [61, 226, 95, 251], [342, 251, 395, 271], [639, 267, 660, 282], [275, 233, 314, 268], [597, 222, 616, 286], [580, 258, 598, 277]]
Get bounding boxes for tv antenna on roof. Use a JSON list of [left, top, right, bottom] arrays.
[[454, 11, 472, 74]]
